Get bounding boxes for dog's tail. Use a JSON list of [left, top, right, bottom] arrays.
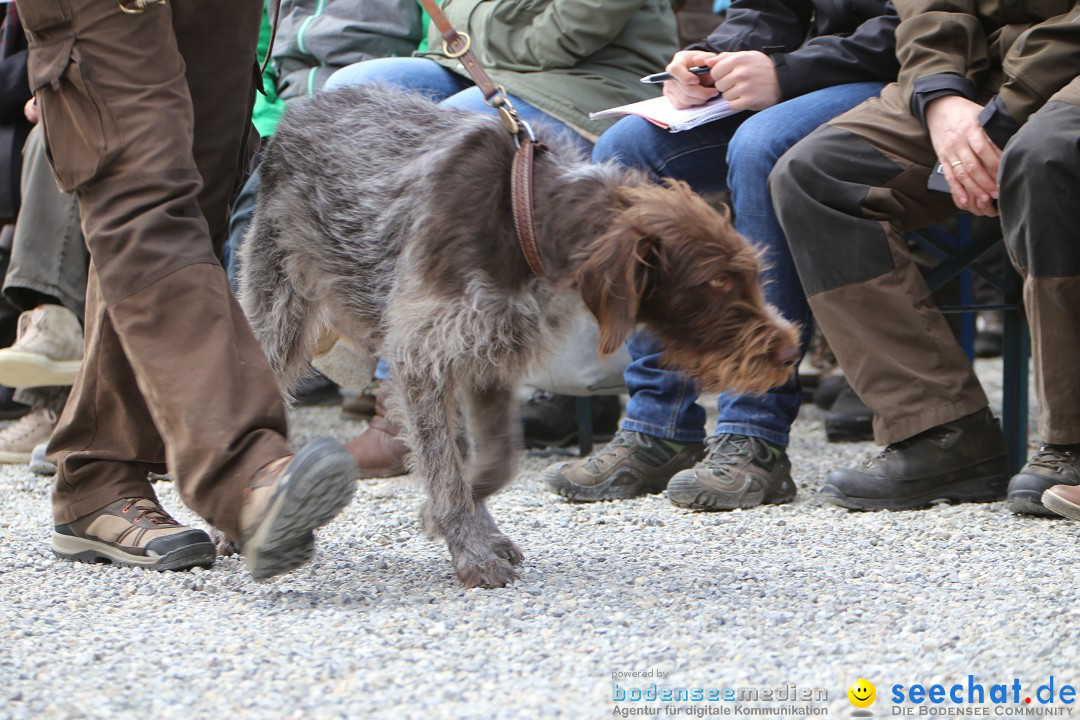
[[236, 211, 321, 401]]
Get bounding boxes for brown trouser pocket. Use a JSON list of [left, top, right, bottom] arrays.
[[28, 32, 123, 192], [16, 0, 72, 33]]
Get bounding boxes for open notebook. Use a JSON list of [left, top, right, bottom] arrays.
[[590, 95, 738, 133]]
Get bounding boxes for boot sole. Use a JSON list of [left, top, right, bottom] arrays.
[[0, 352, 80, 388], [1041, 489, 1080, 521], [0, 449, 33, 464], [244, 437, 357, 581], [52, 533, 215, 571], [822, 475, 1007, 511], [667, 475, 796, 511], [544, 464, 665, 502]]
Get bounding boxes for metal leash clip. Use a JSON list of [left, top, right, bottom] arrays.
[[119, 0, 166, 14]]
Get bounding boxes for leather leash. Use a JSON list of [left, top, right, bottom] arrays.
[[417, 0, 548, 281]]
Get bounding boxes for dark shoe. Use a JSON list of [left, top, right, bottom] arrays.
[[52, 497, 216, 571], [812, 373, 847, 411], [1006, 444, 1080, 516], [340, 380, 380, 422], [824, 383, 874, 443], [292, 371, 341, 407], [667, 434, 796, 510], [974, 311, 1004, 359], [1042, 483, 1080, 521], [544, 429, 704, 502], [345, 389, 409, 478], [520, 391, 620, 449], [822, 408, 1008, 510], [239, 437, 357, 580], [0, 385, 30, 420]]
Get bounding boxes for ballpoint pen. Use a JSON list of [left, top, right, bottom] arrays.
[[640, 65, 712, 84]]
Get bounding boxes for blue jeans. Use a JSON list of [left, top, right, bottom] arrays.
[[325, 57, 592, 154], [592, 82, 886, 445]]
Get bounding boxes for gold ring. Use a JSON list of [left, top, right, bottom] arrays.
[[950, 160, 963, 167]]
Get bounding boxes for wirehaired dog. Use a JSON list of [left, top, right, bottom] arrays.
[[238, 84, 800, 588]]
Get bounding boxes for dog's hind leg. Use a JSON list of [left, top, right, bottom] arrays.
[[396, 368, 519, 589], [461, 383, 524, 566]]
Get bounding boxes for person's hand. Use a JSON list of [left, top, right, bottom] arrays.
[[662, 50, 720, 109], [23, 97, 38, 124], [925, 95, 1000, 217], [710, 51, 781, 112]]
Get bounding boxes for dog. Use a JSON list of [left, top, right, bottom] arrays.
[[238, 84, 800, 588]]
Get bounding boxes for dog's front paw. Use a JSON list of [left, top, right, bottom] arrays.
[[454, 555, 519, 589], [489, 534, 524, 565], [209, 527, 240, 557]]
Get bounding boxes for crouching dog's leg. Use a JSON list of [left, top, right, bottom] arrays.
[[397, 369, 519, 588], [462, 383, 524, 567]]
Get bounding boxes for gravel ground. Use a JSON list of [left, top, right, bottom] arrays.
[[1, 359, 1077, 719]]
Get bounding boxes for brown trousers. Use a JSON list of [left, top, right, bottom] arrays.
[[771, 83, 989, 445], [21, 0, 290, 537], [998, 79, 1080, 445]]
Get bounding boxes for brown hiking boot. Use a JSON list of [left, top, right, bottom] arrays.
[[345, 389, 409, 478], [52, 497, 215, 571], [239, 437, 358, 580], [1043, 484, 1080, 521], [667, 433, 796, 510], [1007, 443, 1080, 516], [544, 429, 704, 502]]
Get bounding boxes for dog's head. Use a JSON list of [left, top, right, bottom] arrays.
[[575, 179, 800, 395]]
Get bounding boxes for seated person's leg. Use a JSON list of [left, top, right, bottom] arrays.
[[997, 83, 1080, 518], [323, 56, 469, 99], [545, 114, 752, 502], [670, 81, 887, 510], [772, 84, 1005, 511], [0, 124, 88, 465], [439, 86, 594, 156]]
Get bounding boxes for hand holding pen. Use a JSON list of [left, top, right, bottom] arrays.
[[655, 51, 722, 110]]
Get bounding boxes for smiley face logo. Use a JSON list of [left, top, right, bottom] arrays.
[[848, 679, 876, 708]]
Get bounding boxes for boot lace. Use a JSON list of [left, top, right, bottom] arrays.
[[704, 434, 774, 472], [1028, 444, 1080, 473], [122, 499, 180, 526]]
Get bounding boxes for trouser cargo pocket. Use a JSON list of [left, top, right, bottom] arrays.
[[27, 31, 123, 192]]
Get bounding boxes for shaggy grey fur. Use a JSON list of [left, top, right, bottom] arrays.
[[239, 84, 798, 588]]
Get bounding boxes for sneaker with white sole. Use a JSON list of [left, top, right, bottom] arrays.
[[0, 407, 57, 463], [0, 304, 83, 388], [52, 497, 216, 571]]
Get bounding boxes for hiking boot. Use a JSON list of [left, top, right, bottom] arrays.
[[1042, 483, 1080, 521], [1007, 443, 1080, 516], [824, 383, 873, 443], [52, 497, 215, 571], [544, 429, 704, 502], [521, 391, 620, 449], [822, 408, 1008, 510], [345, 388, 409, 477], [0, 407, 56, 463], [667, 433, 796, 510], [239, 437, 357, 580], [0, 304, 82, 388]]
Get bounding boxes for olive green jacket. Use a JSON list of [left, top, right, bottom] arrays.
[[423, 0, 679, 141]]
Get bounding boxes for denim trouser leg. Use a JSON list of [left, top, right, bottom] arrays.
[[594, 82, 886, 445]]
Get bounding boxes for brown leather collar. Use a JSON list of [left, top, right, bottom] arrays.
[[511, 139, 547, 280]]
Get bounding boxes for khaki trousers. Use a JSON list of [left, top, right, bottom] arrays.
[[20, 0, 290, 537]]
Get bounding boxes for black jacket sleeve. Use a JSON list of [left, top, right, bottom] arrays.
[[686, 0, 899, 102]]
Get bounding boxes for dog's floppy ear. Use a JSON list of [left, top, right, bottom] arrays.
[[575, 208, 654, 356]]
